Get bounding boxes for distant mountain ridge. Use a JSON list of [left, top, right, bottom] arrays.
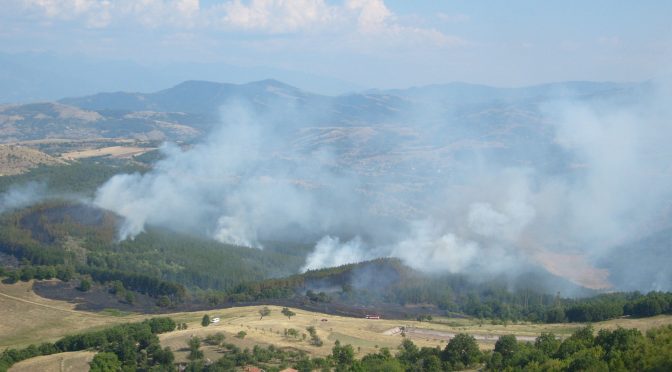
[[60, 78, 648, 115], [0, 52, 364, 103], [60, 79, 319, 114]]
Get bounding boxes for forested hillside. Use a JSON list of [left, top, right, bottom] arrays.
[[1, 198, 671, 323]]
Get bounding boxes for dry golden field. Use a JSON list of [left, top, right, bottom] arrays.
[[59, 146, 156, 160], [0, 145, 65, 176], [0, 281, 145, 350], [8, 351, 95, 372], [2, 281, 672, 365]]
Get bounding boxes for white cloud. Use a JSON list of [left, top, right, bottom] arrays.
[[216, 0, 335, 33], [343, 0, 464, 48], [15, 0, 464, 48], [21, 0, 112, 27], [345, 0, 391, 32]]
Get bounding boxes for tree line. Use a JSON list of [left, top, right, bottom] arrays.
[[0, 317, 176, 372]]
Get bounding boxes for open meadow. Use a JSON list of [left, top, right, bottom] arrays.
[[3, 281, 672, 367], [8, 351, 95, 372], [0, 281, 145, 350]]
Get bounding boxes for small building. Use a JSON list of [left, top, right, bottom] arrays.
[[211, 317, 220, 323], [280, 369, 299, 372], [365, 314, 381, 319], [244, 366, 264, 372]]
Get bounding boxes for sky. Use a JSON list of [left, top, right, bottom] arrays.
[[2, 0, 672, 89]]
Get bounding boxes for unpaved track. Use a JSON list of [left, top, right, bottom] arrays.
[[0, 291, 86, 315], [8, 351, 95, 372], [385, 326, 537, 342]]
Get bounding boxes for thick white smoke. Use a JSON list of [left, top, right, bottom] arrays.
[[93, 80, 672, 290], [301, 236, 370, 272], [95, 101, 364, 246]]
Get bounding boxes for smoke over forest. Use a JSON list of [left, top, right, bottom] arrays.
[[92, 79, 672, 292]]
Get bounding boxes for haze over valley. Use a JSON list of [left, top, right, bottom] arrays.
[[1, 2, 672, 371], [2, 78, 670, 293]]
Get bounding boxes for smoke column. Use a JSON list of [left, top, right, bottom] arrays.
[[94, 80, 672, 291]]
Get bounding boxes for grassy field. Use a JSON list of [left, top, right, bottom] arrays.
[[0, 281, 145, 350], [157, 305, 672, 360], [3, 281, 672, 362], [8, 351, 95, 372], [0, 145, 65, 176]]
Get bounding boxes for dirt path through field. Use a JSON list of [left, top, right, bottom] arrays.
[[0, 291, 86, 315], [384, 326, 537, 342], [8, 351, 95, 372]]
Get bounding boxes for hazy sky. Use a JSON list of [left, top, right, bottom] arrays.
[[3, 0, 671, 88]]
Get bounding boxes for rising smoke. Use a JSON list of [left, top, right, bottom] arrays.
[[0, 182, 48, 214], [94, 79, 672, 291]]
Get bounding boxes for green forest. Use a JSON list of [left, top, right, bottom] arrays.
[[1, 162, 671, 322], [2, 199, 671, 322]]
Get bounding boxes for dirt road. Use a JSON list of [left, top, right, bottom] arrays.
[[384, 326, 538, 342]]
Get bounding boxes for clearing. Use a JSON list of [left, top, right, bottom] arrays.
[[8, 351, 95, 372], [0, 145, 66, 176], [0, 281, 144, 350], [3, 280, 672, 360]]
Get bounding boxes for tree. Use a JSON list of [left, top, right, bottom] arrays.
[[124, 291, 135, 304], [282, 307, 296, 320], [201, 314, 210, 327], [546, 307, 566, 323], [259, 306, 271, 320], [567, 346, 608, 371], [5, 270, 19, 284], [78, 279, 91, 292], [153, 346, 175, 367], [204, 332, 226, 346], [156, 296, 170, 307], [89, 352, 121, 372], [442, 333, 481, 367], [236, 331, 247, 339], [397, 339, 419, 365], [145, 317, 176, 333], [306, 326, 322, 346], [535, 332, 560, 356], [494, 334, 518, 361], [332, 340, 355, 368], [285, 328, 299, 339], [187, 337, 203, 361]]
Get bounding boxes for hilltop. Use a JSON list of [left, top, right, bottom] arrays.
[[0, 145, 65, 176]]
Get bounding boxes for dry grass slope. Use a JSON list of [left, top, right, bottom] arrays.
[[8, 351, 95, 372], [59, 146, 156, 160], [0, 281, 145, 350], [0, 145, 66, 176], [2, 282, 672, 360]]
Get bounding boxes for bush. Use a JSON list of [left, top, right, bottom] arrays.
[[204, 332, 225, 345], [89, 352, 121, 372], [78, 279, 91, 292], [442, 333, 481, 367]]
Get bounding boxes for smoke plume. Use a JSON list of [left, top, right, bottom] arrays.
[[94, 80, 672, 291], [0, 183, 47, 214]]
